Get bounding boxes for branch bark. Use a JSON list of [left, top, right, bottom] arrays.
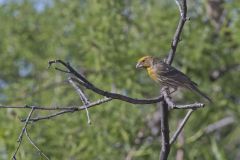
[[159, 0, 188, 159], [166, 0, 187, 65], [159, 100, 170, 160]]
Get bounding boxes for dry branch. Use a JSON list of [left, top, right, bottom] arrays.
[[49, 60, 164, 104], [170, 109, 195, 145], [22, 98, 112, 122], [12, 107, 35, 159]]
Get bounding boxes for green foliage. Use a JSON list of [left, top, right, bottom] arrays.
[[0, 0, 239, 159]]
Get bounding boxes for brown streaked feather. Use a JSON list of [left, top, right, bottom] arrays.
[[151, 60, 211, 102], [154, 61, 198, 86]]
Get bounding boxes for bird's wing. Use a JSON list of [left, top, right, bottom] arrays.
[[155, 62, 198, 86], [153, 61, 211, 102]]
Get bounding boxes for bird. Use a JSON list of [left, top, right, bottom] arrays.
[[136, 56, 212, 102]]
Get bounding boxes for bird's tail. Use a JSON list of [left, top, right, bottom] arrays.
[[186, 83, 212, 103]]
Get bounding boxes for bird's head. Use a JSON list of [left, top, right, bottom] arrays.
[[136, 56, 154, 69]]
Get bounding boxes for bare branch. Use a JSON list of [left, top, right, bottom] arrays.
[[26, 110, 76, 122], [49, 60, 164, 104], [68, 77, 91, 124], [23, 98, 112, 122], [0, 105, 81, 110], [54, 67, 71, 73], [175, 0, 187, 18], [172, 103, 204, 109], [25, 128, 50, 160], [160, 0, 188, 159], [12, 107, 35, 159], [159, 100, 170, 160], [170, 109, 195, 145], [167, 0, 187, 65]]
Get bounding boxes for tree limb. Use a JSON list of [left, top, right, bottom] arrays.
[[159, 100, 170, 160], [48, 60, 164, 104], [160, 0, 188, 159]]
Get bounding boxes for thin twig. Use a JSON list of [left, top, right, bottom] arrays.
[[167, 0, 187, 65], [23, 98, 112, 122], [68, 77, 91, 124], [173, 103, 204, 109], [25, 128, 50, 160], [54, 67, 71, 73], [170, 109, 194, 145], [26, 110, 76, 122], [12, 107, 35, 159], [0, 105, 84, 110]]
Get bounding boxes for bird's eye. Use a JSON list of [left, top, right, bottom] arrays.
[[142, 60, 145, 62]]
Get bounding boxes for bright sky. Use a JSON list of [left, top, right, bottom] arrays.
[[0, 0, 53, 12]]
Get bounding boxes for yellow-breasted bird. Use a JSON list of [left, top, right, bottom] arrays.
[[136, 56, 212, 102]]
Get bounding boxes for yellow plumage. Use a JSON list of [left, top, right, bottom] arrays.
[[147, 67, 158, 81]]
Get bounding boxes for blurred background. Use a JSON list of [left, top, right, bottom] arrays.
[[0, 0, 239, 159]]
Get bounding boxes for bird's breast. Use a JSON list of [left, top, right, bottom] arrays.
[[147, 67, 158, 82]]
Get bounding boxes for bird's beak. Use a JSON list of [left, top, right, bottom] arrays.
[[136, 62, 143, 69]]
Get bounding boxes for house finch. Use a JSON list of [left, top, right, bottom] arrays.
[[136, 56, 211, 102]]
